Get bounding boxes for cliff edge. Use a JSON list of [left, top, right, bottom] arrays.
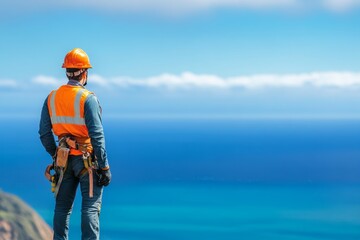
[[0, 191, 52, 240]]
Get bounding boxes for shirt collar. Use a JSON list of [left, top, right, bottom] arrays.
[[67, 80, 85, 87]]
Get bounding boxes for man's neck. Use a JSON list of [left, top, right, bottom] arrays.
[[67, 80, 84, 87]]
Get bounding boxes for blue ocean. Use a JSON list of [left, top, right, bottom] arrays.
[[1, 118, 360, 240]]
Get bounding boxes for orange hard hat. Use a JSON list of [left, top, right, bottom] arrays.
[[62, 48, 92, 69]]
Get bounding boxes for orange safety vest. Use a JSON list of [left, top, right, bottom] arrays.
[[47, 85, 93, 155]]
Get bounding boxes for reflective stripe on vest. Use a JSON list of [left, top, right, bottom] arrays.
[[48, 85, 93, 155], [49, 88, 87, 125]]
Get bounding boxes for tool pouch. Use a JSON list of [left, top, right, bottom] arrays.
[[56, 147, 70, 168]]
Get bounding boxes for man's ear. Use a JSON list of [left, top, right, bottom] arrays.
[[81, 70, 87, 81]]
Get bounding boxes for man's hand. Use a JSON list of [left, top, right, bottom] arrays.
[[97, 168, 111, 187]]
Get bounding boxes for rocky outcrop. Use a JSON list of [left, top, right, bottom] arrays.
[[0, 191, 53, 240]]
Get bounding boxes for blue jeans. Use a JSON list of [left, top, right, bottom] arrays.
[[53, 155, 103, 240]]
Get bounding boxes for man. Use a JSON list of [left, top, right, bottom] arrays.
[[39, 48, 111, 240]]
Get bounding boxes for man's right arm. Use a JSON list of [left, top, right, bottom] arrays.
[[39, 96, 57, 157]]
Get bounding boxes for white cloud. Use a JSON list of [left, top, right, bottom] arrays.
[[25, 71, 360, 90], [0, 0, 298, 14], [88, 74, 110, 88], [107, 71, 360, 90], [228, 72, 360, 88], [323, 0, 360, 12], [0, 79, 18, 88], [2, 0, 360, 14], [32, 75, 62, 86], [112, 73, 227, 89]]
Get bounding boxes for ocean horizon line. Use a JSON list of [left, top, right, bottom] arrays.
[[3, 113, 360, 121]]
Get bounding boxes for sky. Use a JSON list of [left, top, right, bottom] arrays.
[[1, 0, 360, 118]]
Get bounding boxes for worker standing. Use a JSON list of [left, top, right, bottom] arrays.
[[39, 48, 111, 240]]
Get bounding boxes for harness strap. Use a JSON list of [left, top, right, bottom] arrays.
[[66, 69, 86, 77], [59, 135, 95, 198], [66, 138, 90, 153], [78, 166, 94, 198], [45, 164, 53, 181], [79, 168, 88, 177], [59, 135, 93, 155], [88, 168, 94, 198], [54, 169, 64, 198], [82, 153, 95, 198]]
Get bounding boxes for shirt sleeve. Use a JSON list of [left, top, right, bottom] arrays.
[[38, 96, 57, 157], [84, 94, 109, 169]]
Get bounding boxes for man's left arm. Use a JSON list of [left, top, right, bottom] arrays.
[[84, 94, 110, 170]]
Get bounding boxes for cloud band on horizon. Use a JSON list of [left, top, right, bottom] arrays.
[[27, 71, 360, 90], [2, 0, 360, 15], [0, 79, 18, 88]]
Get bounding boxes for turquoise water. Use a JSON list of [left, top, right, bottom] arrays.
[[34, 184, 360, 240], [1, 118, 360, 239]]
